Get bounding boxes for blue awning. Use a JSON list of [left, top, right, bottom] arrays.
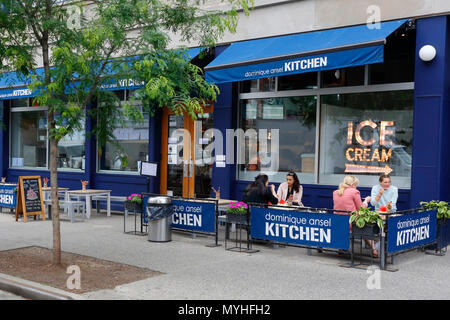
[[205, 19, 408, 84], [0, 47, 204, 99]]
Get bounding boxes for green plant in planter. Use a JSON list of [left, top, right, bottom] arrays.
[[350, 207, 384, 229], [126, 194, 143, 205], [420, 200, 450, 219], [227, 202, 248, 214]]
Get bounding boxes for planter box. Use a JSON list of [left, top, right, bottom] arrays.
[[351, 223, 380, 237], [227, 212, 248, 224], [427, 218, 450, 251], [124, 201, 143, 212]]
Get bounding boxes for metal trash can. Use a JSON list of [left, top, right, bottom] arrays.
[[146, 196, 173, 242]]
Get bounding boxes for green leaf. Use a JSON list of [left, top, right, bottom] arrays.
[[356, 218, 365, 228], [377, 220, 383, 229]]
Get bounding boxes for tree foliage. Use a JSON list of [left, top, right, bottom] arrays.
[[0, 0, 253, 143], [0, 0, 253, 265]]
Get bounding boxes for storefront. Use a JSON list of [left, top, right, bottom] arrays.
[[0, 16, 449, 211], [207, 15, 450, 210]]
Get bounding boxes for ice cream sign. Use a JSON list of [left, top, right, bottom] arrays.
[[344, 120, 394, 175]]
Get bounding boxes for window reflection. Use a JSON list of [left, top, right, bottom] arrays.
[[239, 97, 317, 183]]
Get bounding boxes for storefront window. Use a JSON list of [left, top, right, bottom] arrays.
[[10, 110, 48, 168], [369, 27, 415, 84], [238, 96, 317, 184], [98, 105, 149, 173], [240, 77, 276, 93], [319, 91, 414, 188], [278, 72, 318, 91], [321, 66, 365, 88], [57, 118, 85, 170]]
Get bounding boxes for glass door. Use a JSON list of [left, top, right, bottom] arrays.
[[161, 105, 214, 198]]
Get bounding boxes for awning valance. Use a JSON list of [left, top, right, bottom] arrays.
[[205, 19, 408, 84], [0, 47, 204, 99]]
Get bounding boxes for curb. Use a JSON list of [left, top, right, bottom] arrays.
[[0, 273, 84, 300]]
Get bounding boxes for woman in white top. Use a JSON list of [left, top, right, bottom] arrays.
[[277, 171, 303, 206]]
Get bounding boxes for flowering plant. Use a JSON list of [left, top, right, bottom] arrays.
[[227, 201, 248, 214], [126, 193, 143, 205]]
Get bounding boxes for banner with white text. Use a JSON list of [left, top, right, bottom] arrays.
[[250, 207, 350, 250], [387, 210, 437, 253], [171, 200, 216, 233]]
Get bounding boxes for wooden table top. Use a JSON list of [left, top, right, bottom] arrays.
[[67, 189, 112, 194], [42, 187, 69, 191]]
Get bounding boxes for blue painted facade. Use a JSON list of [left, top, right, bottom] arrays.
[[411, 16, 450, 207], [0, 15, 449, 212]]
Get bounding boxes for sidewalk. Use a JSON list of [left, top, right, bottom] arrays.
[[0, 289, 25, 300], [0, 211, 449, 299]]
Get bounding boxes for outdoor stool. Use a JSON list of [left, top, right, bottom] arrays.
[[44, 199, 85, 222], [59, 200, 85, 223]]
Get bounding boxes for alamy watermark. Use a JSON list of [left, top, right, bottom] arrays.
[[366, 265, 381, 290], [66, 265, 81, 290], [367, 5, 381, 30], [168, 121, 280, 175]]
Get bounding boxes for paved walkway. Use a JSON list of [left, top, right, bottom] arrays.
[[0, 211, 449, 299], [0, 289, 25, 300]]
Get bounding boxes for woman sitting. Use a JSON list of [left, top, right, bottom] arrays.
[[242, 174, 278, 206], [276, 171, 303, 206], [333, 175, 377, 257]]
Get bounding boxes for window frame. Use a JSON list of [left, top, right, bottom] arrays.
[[96, 90, 150, 175], [9, 100, 87, 172], [237, 67, 415, 187], [9, 104, 49, 170]]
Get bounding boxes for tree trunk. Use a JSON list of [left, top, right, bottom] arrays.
[[49, 129, 61, 265], [40, 16, 61, 265]]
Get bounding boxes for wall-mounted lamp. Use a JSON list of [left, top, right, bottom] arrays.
[[419, 45, 437, 62]]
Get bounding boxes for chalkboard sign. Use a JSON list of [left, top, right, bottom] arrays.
[[16, 176, 45, 222]]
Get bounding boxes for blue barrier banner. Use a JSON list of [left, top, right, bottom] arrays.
[[250, 207, 350, 250], [387, 210, 437, 253], [0, 184, 17, 208], [171, 200, 216, 233]]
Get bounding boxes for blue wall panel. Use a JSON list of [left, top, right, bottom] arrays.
[[411, 16, 450, 206], [211, 45, 237, 200]]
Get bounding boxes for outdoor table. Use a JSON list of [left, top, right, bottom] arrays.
[[67, 189, 111, 219], [42, 187, 70, 219], [42, 187, 69, 201]]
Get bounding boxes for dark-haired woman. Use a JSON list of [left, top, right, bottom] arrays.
[[242, 174, 279, 205], [277, 171, 303, 206]]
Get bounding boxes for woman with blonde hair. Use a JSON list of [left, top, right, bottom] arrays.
[[333, 175, 377, 257], [333, 176, 370, 212]]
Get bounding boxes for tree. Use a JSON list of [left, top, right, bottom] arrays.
[[0, 0, 252, 265]]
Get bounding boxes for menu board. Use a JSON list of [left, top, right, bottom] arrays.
[[15, 176, 45, 222]]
